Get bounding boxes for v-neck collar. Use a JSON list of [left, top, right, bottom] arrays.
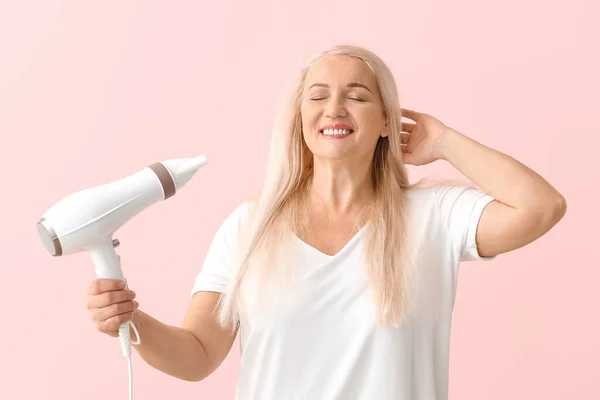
[[290, 223, 369, 259]]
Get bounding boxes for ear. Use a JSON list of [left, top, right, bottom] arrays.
[[380, 121, 389, 138], [379, 110, 389, 137]]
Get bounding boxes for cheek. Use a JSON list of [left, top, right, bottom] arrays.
[[300, 104, 319, 129], [364, 110, 385, 130], [355, 109, 382, 132]]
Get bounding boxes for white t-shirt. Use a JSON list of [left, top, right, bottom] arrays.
[[191, 184, 497, 400]]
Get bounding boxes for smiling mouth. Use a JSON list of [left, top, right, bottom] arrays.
[[319, 128, 354, 138]]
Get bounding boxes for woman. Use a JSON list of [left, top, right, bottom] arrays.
[[86, 44, 567, 399]]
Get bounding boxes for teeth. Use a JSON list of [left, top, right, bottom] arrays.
[[322, 129, 352, 136]]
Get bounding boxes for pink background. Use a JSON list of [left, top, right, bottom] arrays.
[[1, 1, 598, 399]]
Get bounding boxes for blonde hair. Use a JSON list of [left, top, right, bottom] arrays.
[[216, 44, 428, 330]]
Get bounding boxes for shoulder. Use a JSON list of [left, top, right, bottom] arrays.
[[220, 201, 252, 232], [402, 180, 496, 261], [403, 179, 493, 225], [402, 179, 438, 209], [217, 194, 261, 237], [404, 179, 489, 204]]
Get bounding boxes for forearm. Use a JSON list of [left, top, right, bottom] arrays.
[[439, 128, 566, 213], [128, 309, 209, 382]]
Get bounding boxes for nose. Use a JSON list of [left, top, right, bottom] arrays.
[[324, 95, 347, 118]]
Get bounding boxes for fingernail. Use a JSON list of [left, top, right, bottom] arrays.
[[119, 281, 125, 288], [134, 301, 139, 307]]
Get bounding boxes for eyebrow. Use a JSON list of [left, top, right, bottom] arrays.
[[308, 82, 373, 94]]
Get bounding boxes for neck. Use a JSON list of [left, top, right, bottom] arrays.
[[309, 157, 374, 216]]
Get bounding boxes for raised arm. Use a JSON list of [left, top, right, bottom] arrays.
[[400, 108, 567, 258], [437, 128, 567, 258]]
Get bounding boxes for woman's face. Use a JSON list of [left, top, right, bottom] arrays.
[[300, 55, 387, 163]]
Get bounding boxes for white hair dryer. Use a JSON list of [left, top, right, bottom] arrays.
[[36, 155, 207, 399]]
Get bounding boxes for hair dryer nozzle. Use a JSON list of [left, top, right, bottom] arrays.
[[157, 155, 208, 196]]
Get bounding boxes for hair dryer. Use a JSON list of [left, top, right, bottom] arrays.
[[36, 155, 207, 359]]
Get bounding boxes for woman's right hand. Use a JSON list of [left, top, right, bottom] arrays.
[[86, 278, 139, 337]]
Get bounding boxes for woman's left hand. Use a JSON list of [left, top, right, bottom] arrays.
[[400, 108, 451, 166]]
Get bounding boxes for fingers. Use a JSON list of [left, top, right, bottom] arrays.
[[400, 122, 414, 148], [86, 277, 140, 336], [96, 307, 138, 334], [87, 288, 136, 309], [401, 108, 420, 121], [91, 299, 139, 326], [88, 295, 138, 335], [399, 133, 410, 146], [88, 279, 125, 296], [401, 122, 415, 133]]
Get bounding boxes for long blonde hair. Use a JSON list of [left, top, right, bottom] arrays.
[[217, 44, 425, 330]]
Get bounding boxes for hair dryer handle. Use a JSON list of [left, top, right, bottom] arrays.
[[89, 237, 125, 281], [88, 237, 135, 356]]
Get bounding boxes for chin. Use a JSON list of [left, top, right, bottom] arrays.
[[312, 148, 355, 162], [305, 133, 366, 161]]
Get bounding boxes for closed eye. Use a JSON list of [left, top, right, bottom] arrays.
[[310, 97, 365, 102]]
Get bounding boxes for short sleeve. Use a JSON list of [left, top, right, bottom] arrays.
[[435, 184, 496, 262], [190, 202, 250, 297]]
